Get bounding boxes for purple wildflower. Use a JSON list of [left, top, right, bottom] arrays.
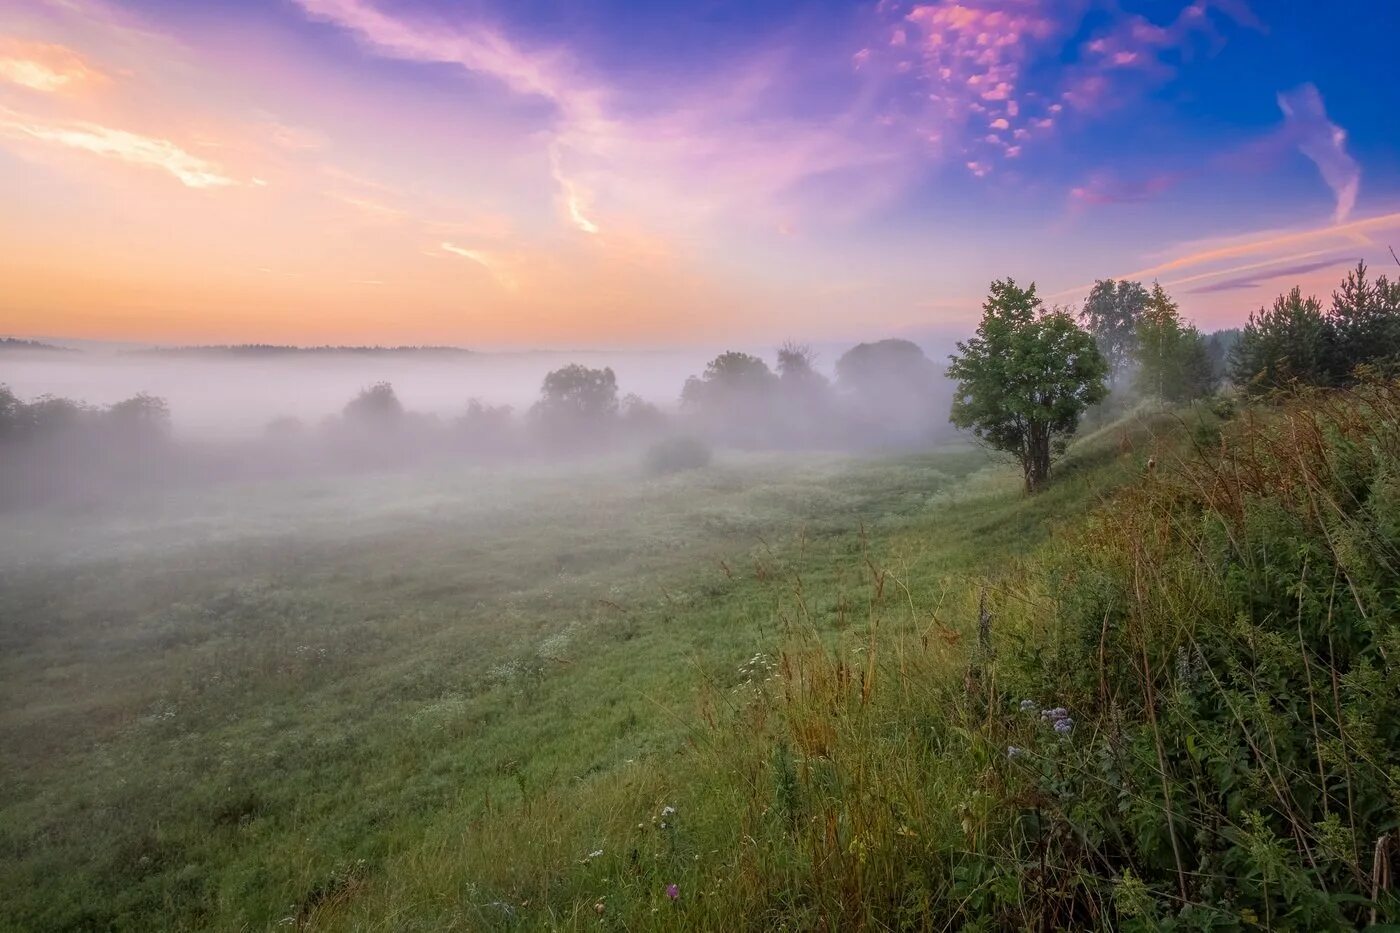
[[1019, 699, 1037, 713], [665, 883, 680, 901], [1053, 717, 1074, 735]]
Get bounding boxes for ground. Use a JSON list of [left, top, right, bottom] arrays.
[[0, 436, 1152, 931]]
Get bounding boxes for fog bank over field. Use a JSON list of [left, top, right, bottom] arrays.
[[2, 337, 963, 439], [0, 345, 725, 438]]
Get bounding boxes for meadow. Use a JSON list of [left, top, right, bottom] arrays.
[[1, 444, 1017, 930], [5, 387, 1397, 931]]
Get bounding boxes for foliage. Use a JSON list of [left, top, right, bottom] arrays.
[[9, 385, 1400, 930], [343, 380, 404, 423], [834, 338, 946, 449], [1134, 282, 1214, 402], [531, 364, 619, 446], [1231, 287, 1335, 391], [1330, 260, 1400, 374], [680, 352, 777, 447], [1080, 278, 1149, 385], [948, 278, 1109, 491], [1231, 263, 1400, 394]]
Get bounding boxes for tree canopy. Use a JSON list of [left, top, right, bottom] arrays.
[[1134, 282, 1213, 403], [1080, 278, 1148, 386], [949, 279, 1108, 492]]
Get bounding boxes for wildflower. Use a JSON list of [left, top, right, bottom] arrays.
[[1053, 717, 1074, 735], [665, 883, 680, 901], [1007, 745, 1024, 759], [660, 805, 676, 818], [1041, 706, 1068, 721], [588, 849, 603, 859], [1019, 699, 1037, 712]]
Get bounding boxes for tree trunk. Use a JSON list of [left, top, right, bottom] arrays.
[[1023, 424, 1052, 493]]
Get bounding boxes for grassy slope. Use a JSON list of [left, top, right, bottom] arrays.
[[0, 419, 1173, 931]]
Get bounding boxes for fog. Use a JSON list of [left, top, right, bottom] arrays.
[[0, 338, 961, 513], [0, 346, 722, 438]]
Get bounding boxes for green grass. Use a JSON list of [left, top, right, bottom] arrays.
[[0, 403, 1281, 931], [0, 444, 1030, 930]]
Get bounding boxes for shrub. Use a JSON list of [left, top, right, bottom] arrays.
[[644, 435, 711, 475]]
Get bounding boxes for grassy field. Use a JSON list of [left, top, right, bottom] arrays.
[[11, 391, 1390, 931], [0, 442, 1062, 931]]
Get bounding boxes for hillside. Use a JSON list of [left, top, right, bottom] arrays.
[[2, 388, 1397, 929]]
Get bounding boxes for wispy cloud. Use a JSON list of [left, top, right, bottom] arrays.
[[0, 108, 238, 187], [440, 241, 519, 291], [1185, 256, 1355, 293], [289, 0, 908, 235], [1069, 171, 1181, 206], [1278, 83, 1359, 223], [0, 37, 104, 93]]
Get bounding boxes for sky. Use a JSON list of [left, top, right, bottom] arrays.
[[1, 0, 1398, 349]]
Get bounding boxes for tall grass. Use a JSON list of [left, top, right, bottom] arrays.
[[653, 384, 1400, 930]]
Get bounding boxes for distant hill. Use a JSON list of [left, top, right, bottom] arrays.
[[0, 337, 76, 352], [129, 344, 476, 357]]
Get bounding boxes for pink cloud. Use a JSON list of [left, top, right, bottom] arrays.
[[0, 37, 104, 93], [0, 106, 239, 188]]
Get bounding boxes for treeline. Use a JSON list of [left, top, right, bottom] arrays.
[[0, 337, 73, 352], [130, 344, 478, 357], [0, 389, 175, 508], [285, 337, 951, 459], [5, 261, 1396, 507], [0, 337, 951, 508], [945, 261, 1400, 491]]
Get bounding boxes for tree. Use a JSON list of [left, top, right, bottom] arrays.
[[620, 393, 667, 437], [835, 338, 945, 449], [948, 279, 1108, 492], [532, 364, 618, 446], [773, 342, 834, 447], [0, 384, 18, 441], [680, 352, 776, 447], [343, 381, 404, 424], [1080, 278, 1149, 388], [1230, 287, 1334, 393], [682, 352, 776, 404], [1330, 261, 1400, 377], [105, 392, 171, 439], [1204, 329, 1241, 387], [1134, 282, 1213, 402]]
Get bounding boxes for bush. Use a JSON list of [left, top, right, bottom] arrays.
[[644, 435, 711, 475]]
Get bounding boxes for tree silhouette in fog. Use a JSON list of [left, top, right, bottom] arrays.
[[775, 342, 835, 447], [681, 352, 777, 447], [835, 339, 944, 449], [343, 381, 404, 424], [531, 364, 619, 447], [106, 392, 171, 439]]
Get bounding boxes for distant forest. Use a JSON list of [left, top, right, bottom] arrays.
[[128, 344, 478, 357], [0, 337, 74, 352]]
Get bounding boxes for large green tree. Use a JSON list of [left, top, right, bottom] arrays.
[[949, 279, 1108, 492], [1080, 278, 1148, 387]]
